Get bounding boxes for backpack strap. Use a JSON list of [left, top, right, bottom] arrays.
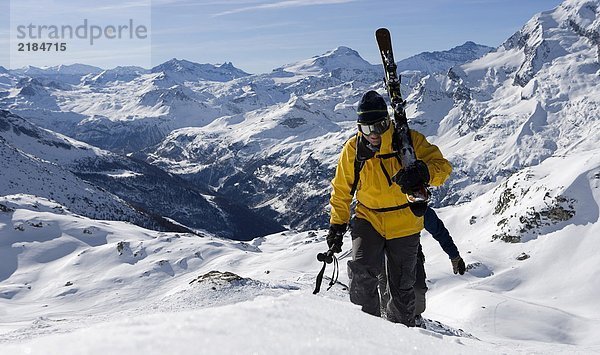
[[361, 202, 411, 212], [350, 158, 364, 196], [350, 133, 365, 196]]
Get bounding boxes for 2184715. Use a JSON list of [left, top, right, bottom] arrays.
[[17, 43, 67, 51]]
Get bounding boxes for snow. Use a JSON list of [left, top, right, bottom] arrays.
[[277, 46, 376, 79], [397, 41, 494, 75], [0, 294, 481, 355], [1, 182, 599, 354], [403, 0, 600, 209], [104, 170, 143, 178], [10, 64, 103, 77], [150, 58, 250, 83]]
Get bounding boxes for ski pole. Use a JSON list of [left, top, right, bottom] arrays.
[[313, 249, 339, 294]]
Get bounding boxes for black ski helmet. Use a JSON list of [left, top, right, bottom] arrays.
[[357, 90, 388, 124]]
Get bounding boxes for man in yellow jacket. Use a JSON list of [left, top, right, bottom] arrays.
[[328, 90, 452, 327]]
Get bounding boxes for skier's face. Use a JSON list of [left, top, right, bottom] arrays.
[[358, 117, 388, 147], [364, 132, 381, 146]]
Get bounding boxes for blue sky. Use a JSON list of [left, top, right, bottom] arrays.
[[2, 0, 564, 73]]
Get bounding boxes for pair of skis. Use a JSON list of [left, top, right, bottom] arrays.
[[375, 28, 430, 207]]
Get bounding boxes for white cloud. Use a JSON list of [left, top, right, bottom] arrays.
[[212, 0, 356, 17], [8, 0, 151, 17], [79, 1, 151, 13], [153, 0, 263, 6]]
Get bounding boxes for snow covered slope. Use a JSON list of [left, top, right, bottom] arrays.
[[0, 193, 598, 354], [82, 66, 149, 85], [10, 64, 103, 85], [144, 93, 350, 229], [0, 111, 153, 226], [396, 41, 494, 75], [151, 58, 251, 82], [406, 0, 600, 206], [0, 110, 284, 239]]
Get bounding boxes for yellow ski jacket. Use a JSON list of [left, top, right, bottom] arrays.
[[329, 126, 452, 239]]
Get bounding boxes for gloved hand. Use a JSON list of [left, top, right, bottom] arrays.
[[393, 160, 430, 194], [451, 256, 466, 275], [326, 223, 347, 253]]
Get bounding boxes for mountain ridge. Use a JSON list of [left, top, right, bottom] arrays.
[[0, 109, 284, 239], [396, 41, 494, 75]]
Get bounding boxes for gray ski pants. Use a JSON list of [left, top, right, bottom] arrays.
[[347, 217, 420, 326], [379, 244, 427, 317]]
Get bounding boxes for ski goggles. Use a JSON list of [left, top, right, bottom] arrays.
[[358, 118, 390, 136]]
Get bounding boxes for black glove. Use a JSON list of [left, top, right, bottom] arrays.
[[451, 256, 466, 275], [393, 160, 430, 194], [326, 223, 347, 253]]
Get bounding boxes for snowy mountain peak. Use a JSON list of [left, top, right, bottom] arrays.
[[560, 0, 600, 42], [7, 64, 103, 85], [85, 66, 149, 85], [15, 78, 50, 97], [10, 65, 45, 76], [561, 0, 600, 14], [396, 41, 494, 75], [11, 63, 103, 76], [16, 77, 43, 88], [49, 63, 104, 75], [0, 66, 7, 74], [150, 58, 250, 82], [97, 65, 148, 76], [406, 0, 600, 207], [8, 77, 63, 110], [278, 46, 373, 75], [219, 61, 240, 71], [324, 46, 363, 59], [449, 41, 493, 56], [287, 93, 309, 110], [498, 0, 599, 86], [152, 58, 200, 72], [312, 46, 372, 69]]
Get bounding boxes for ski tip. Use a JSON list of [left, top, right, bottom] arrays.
[[376, 28, 390, 35]]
